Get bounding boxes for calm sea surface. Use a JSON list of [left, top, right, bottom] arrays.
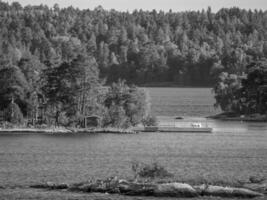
[[147, 87, 220, 117], [0, 88, 266, 199]]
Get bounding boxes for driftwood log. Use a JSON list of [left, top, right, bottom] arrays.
[[243, 182, 267, 194], [30, 177, 264, 198], [194, 184, 264, 198]]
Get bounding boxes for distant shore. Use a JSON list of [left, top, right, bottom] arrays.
[[1, 112, 267, 135], [208, 112, 267, 122]]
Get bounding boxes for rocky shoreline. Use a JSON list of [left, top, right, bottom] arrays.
[[0, 127, 138, 134], [30, 177, 265, 198]]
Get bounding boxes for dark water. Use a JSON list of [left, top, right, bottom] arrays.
[[0, 122, 266, 187], [147, 87, 220, 117], [0, 88, 266, 200]]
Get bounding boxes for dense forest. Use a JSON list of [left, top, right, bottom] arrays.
[[1, 2, 267, 85], [0, 1, 267, 125]]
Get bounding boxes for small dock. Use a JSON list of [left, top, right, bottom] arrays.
[[143, 126, 213, 133], [141, 117, 213, 133]]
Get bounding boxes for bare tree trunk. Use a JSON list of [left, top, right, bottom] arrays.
[[11, 96, 14, 119]]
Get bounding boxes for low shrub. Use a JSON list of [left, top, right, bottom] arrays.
[[4, 102, 24, 125], [142, 115, 158, 127], [131, 161, 173, 180], [249, 175, 265, 184]]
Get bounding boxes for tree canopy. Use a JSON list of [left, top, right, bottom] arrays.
[[0, 2, 266, 87], [0, 1, 267, 123]]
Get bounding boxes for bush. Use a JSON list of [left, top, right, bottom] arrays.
[[249, 175, 265, 184], [58, 111, 69, 126], [102, 104, 130, 128], [142, 115, 158, 126], [4, 102, 24, 125], [131, 161, 173, 180]]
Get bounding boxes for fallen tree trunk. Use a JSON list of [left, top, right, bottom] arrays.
[[154, 182, 198, 197], [243, 183, 267, 194], [30, 178, 263, 198], [194, 184, 263, 198]]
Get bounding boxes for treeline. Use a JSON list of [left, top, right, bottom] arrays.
[[0, 2, 157, 127], [0, 2, 267, 86], [213, 59, 267, 115], [0, 1, 267, 123]]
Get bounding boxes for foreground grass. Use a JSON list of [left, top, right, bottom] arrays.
[[0, 188, 264, 200]]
